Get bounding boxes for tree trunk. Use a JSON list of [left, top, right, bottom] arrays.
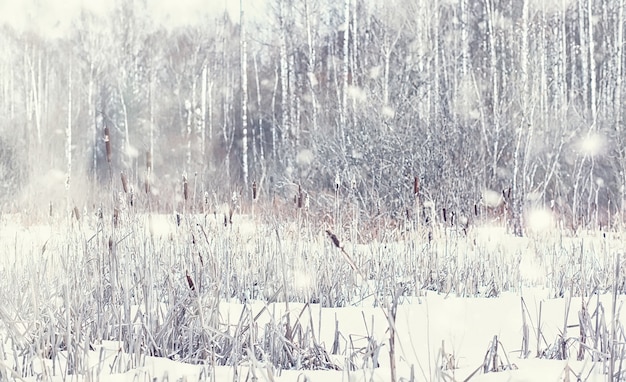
[[240, 0, 249, 189], [66, 54, 73, 200]]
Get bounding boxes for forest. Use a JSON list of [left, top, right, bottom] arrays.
[[0, 0, 625, 235]]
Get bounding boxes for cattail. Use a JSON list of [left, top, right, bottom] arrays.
[[73, 206, 80, 221], [144, 176, 150, 194], [108, 236, 114, 254], [176, 212, 181, 226], [326, 230, 341, 249], [413, 176, 419, 196], [104, 126, 112, 163], [442, 208, 447, 222], [474, 204, 479, 216], [146, 150, 152, 172], [198, 252, 204, 266], [49, 202, 53, 217], [252, 180, 257, 200], [503, 187, 511, 200], [186, 270, 195, 291], [183, 175, 189, 201], [223, 214, 228, 227], [120, 172, 128, 193], [296, 184, 303, 209]]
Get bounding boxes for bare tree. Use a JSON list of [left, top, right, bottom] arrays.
[[240, 0, 249, 190]]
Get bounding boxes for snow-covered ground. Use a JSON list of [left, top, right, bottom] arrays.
[[0, 212, 623, 381]]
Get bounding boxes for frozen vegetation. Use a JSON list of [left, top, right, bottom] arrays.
[[1, 0, 626, 381], [1, 207, 626, 381]]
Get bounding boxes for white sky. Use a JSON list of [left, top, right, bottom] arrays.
[[0, 0, 260, 38]]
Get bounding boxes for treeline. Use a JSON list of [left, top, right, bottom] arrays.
[[0, 0, 624, 233]]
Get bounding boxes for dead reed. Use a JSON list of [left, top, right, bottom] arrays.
[[3, 170, 626, 382]]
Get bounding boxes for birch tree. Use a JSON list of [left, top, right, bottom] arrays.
[[240, 0, 249, 189], [66, 53, 73, 199]]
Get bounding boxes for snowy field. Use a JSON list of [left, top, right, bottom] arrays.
[[0, 211, 625, 382]]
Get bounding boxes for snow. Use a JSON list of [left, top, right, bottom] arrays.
[[296, 149, 315, 166], [482, 189, 503, 208], [6, 290, 618, 381], [578, 132, 606, 157], [0, 215, 624, 381], [381, 106, 396, 119], [525, 208, 555, 233], [145, 214, 177, 237], [346, 86, 367, 102]]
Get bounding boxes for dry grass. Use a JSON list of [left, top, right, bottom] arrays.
[[0, 175, 625, 381]]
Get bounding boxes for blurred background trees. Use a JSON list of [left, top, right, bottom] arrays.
[[0, 0, 624, 233]]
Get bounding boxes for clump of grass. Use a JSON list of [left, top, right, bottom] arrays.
[[346, 315, 383, 370], [463, 335, 517, 380]]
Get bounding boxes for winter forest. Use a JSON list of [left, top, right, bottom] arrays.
[[1, 0, 626, 231], [4, 1, 626, 381]]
